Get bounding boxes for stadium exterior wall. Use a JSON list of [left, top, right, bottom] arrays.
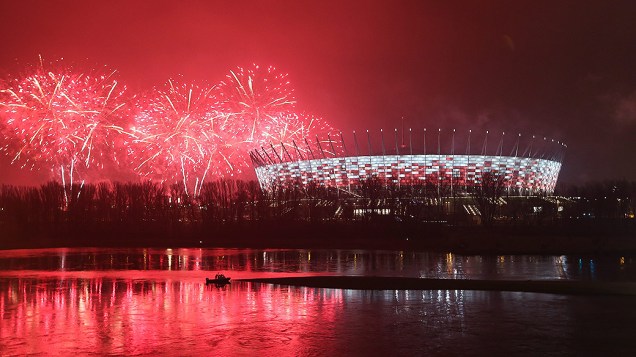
[[254, 154, 562, 195]]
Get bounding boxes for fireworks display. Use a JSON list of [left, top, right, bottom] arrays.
[[263, 112, 339, 161], [0, 60, 340, 194], [215, 64, 296, 143], [129, 80, 218, 196], [0, 60, 129, 187]]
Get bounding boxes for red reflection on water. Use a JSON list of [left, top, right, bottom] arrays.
[[0, 276, 343, 355], [1, 248, 602, 281]]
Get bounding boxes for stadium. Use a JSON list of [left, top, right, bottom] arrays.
[[250, 128, 565, 197]]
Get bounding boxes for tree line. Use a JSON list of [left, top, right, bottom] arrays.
[[1, 177, 633, 229], [0, 177, 634, 250]]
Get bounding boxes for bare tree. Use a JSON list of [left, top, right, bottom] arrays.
[[472, 171, 507, 226]]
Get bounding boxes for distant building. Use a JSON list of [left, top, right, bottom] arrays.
[[250, 128, 565, 196]]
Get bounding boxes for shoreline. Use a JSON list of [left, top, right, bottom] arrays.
[[1, 220, 635, 255], [1, 237, 635, 257], [238, 276, 636, 296], [1, 235, 635, 256], [1, 238, 635, 255]]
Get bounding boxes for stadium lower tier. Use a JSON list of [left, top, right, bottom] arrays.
[[254, 154, 562, 194]]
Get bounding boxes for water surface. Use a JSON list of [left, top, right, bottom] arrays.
[[1, 248, 635, 355]]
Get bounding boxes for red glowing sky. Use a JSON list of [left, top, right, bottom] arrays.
[[1, 0, 636, 185]]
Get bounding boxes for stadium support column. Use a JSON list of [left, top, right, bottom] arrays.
[[293, 140, 310, 187], [381, 129, 387, 189], [305, 138, 316, 160], [352, 130, 360, 190], [316, 135, 331, 189], [340, 132, 352, 192], [366, 129, 373, 183], [270, 143, 283, 163], [450, 129, 455, 199], [328, 133, 337, 156], [261, 147, 274, 165], [481, 130, 489, 194], [467, 129, 471, 193], [437, 128, 441, 199], [513, 133, 521, 196], [482, 130, 489, 155], [497, 132, 510, 197], [394, 128, 400, 155], [328, 133, 339, 190], [423, 128, 427, 199], [271, 143, 285, 190], [394, 128, 400, 190], [529, 135, 535, 196], [409, 128, 414, 194], [316, 136, 327, 159], [450, 129, 455, 219], [292, 140, 304, 160], [281, 142, 293, 162], [353, 131, 360, 156], [380, 129, 386, 155]]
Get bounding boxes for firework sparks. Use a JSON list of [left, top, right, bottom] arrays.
[[263, 112, 340, 161], [129, 79, 219, 196], [0, 60, 129, 187], [1, 61, 340, 193], [215, 64, 296, 143]]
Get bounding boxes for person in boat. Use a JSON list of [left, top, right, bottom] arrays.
[[206, 273, 230, 284]]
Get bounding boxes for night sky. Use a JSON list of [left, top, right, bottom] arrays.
[[1, 0, 636, 185]]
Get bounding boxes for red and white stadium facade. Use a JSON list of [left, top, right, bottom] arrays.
[[250, 129, 565, 195]]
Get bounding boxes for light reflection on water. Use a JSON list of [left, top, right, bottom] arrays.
[[1, 248, 636, 355], [0, 248, 634, 281], [1, 276, 636, 355]]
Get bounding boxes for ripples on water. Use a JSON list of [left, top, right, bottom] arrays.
[[1, 248, 635, 355], [1, 248, 634, 280]]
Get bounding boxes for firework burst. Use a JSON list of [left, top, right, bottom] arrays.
[[130, 79, 219, 196], [0, 59, 129, 188], [215, 64, 296, 143], [263, 112, 341, 161], [1, 60, 340, 190], [204, 111, 252, 178]]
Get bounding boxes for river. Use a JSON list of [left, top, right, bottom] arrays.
[[1, 248, 635, 355]]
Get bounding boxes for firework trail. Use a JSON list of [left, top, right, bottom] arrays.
[[1, 60, 340, 192], [264, 112, 341, 160], [203, 64, 300, 178], [215, 64, 296, 143], [204, 110, 252, 179], [0, 60, 129, 199], [130, 79, 219, 196]]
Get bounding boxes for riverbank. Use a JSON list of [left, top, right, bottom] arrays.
[[239, 276, 636, 296], [1, 220, 635, 255]]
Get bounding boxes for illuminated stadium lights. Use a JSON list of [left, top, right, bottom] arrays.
[[250, 128, 565, 195]]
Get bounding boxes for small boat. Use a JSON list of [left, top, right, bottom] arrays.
[[206, 273, 231, 285]]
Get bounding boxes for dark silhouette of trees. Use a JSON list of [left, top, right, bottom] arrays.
[[557, 180, 636, 220], [1, 176, 635, 249], [471, 171, 507, 226]]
